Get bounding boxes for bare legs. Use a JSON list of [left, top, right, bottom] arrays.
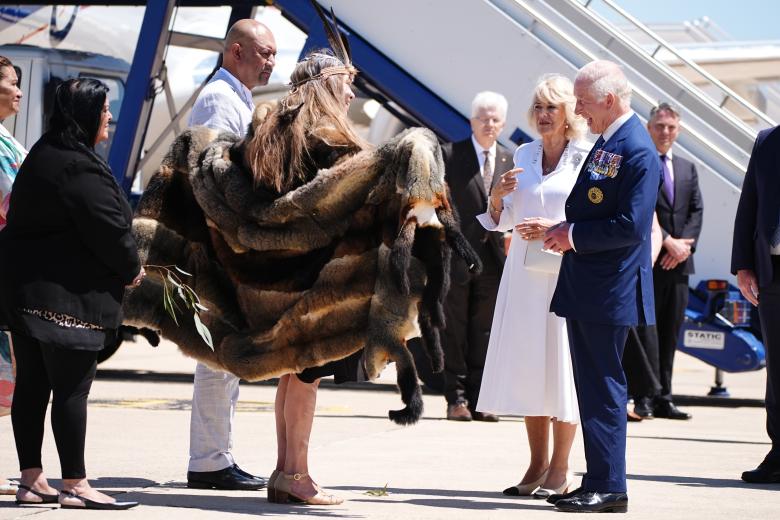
[[274, 374, 321, 499], [521, 416, 577, 489], [16, 468, 57, 502]]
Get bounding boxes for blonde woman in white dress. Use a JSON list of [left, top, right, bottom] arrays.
[[476, 74, 589, 498]]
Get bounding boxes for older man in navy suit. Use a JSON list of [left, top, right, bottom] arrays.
[[732, 125, 780, 484], [543, 60, 660, 513]]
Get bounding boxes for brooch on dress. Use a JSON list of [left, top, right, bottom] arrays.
[[572, 152, 583, 168]]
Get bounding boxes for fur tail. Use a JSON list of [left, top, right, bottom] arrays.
[[389, 217, 417, 295], [436, 206, 482, 275], [117, 325, 161, 346], [388, 346, 424, 425]]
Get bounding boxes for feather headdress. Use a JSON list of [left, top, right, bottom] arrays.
[[290, 1, 357, 88]]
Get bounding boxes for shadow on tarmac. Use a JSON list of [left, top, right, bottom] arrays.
[[332, 485, 554, 511], [626, 473, 780, 490], [627, 434, 771, 446], [119, 489, 362, 517]]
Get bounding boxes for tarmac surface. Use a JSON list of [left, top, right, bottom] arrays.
[[0, 338, 777, 519]]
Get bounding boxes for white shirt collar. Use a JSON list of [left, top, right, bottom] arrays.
[[661, 148, 674, 160], [214, 67, 254, 110], [601, 110, 634, 143], [471, 134, 496, 159]]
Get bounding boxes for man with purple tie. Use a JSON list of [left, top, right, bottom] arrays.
[[645, 103, 702, 420]]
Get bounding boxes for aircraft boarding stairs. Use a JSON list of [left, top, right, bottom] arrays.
[[308, 0, 775, 283]]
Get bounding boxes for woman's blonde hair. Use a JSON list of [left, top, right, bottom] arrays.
[[247, 50, 367, 193], [526, 73, 586, 141]]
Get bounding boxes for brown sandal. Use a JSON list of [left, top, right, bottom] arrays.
[[274, 472, 343, 505]]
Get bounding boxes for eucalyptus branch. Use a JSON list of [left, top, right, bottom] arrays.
[[143, 264, 214, 350]]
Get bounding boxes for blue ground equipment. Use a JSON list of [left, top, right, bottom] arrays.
[[677, 280, 765, 396]]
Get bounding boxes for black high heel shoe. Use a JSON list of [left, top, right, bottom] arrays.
[[15, 483, 59, 505], [59, 490, 138, 510]]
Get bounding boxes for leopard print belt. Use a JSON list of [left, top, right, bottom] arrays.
[[21, 308, 104, 331]]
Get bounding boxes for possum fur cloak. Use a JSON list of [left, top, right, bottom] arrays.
[[121, 112, 481, 425]]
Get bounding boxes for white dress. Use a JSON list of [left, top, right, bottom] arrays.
[[475, 139, 591, 423]]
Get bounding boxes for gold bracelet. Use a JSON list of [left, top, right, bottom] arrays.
[[489, 198, 502, 214]]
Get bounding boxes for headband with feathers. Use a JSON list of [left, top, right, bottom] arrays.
[[290, 1, 356, 88]]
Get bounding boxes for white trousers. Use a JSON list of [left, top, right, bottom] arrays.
[[188, 361, 240, 472]]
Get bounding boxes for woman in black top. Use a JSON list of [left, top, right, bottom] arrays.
[[0, 78, 142, 510]]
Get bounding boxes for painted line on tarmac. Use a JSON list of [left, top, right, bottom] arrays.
[[88, 397, 352, 414]]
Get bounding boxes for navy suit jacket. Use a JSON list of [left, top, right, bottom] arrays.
[[655, 154, 703, 277], [550, 114, 660, 326], [731, 125, 780, 287]]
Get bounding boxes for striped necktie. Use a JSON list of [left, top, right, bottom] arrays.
[[482, 150, 494, 194]]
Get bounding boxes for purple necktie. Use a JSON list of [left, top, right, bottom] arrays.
[[660, 155, 674, 206]]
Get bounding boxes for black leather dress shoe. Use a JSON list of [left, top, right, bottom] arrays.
[[741, 464, 780, 483], [187, 465, 267, 490], [546, 486, 582, 505], [232, 464, 266, 483], [470, 410, 500, 422], [654, 401, 691, 420], [554, 490, 628, 513], [634, 397, 654, 419]]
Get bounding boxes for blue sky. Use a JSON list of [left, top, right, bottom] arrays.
[[609, 0, 779, 41]]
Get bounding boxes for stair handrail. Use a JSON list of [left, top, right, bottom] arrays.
[[580, 0, 775, 128], [494, 0, 748, 184]]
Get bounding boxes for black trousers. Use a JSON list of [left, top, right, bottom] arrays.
[[11, 333, 98, 479], [653, 270, 689, 403], [761, 256, 780, 466], [622, 324, 662, 400], [441, 243, 501, 406]]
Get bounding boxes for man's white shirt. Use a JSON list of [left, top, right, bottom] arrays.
[[189, 67, 254, 137], [471, 134, 497, 179]]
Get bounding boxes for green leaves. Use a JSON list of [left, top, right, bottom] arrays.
[[364, 484, 389, 497], [145, 264, 213, 350], [193, 313, 213, 350]]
